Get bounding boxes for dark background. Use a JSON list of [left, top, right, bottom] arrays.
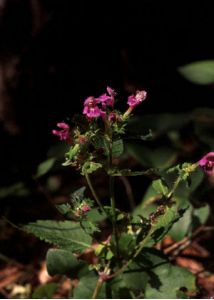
[[0, 0, 214, 188]]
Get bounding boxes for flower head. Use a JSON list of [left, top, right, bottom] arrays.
[[75, 201, 91, 216], [108, 112, 121, 123], [198, 152, 214, 174], [96, 86, 116, 108], [83, 96, 106, 119], [127, 90, 147, 108], [52, 122, 70, 141]]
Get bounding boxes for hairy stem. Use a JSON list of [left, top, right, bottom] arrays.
[[109, 175, 119, 257], [108, 134, 119, 258], [92, 278, 103, 299]]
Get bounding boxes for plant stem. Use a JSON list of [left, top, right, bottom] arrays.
[[109, 227, 153, 279], [108, 134, 119, 258], [92, 278, 103, 299], [109, 175, 119, 257], [167, 176, 181, 199], [85, 173, 107, 216]]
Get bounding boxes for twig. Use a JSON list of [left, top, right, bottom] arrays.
[[164, 226, 214, 257], [85, 173, 107, 217]]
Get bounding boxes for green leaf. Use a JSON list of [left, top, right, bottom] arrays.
[[55, 203, 71, 215], [127, 113, 189, 136], [23, 220, 92, 253], [148, 205, 186, 245], [112, 139, 124, 157], [86, 208, 106, 222], [46, 249, 87, 277], [126, 143, 177, 169], [71, 186, 86, 201], [110, 261, 148, 298], [178, 60, 214, 85], [35, 158, 56, 178], [192, 204, 210, 230], [169, 204, 192, 241], [32, 283, 58, 299], [0, 182, 30, 199], [67, 144, 80, 160], [81, 161, 102, 175], [152, 179, 169, 196], [145, 264, 196, 298], [118, 233, 136, 258], [73, 272, 106, 299]]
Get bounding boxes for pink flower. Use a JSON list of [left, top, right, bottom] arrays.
[[52, 122, 70, 141], [81, 203, 91, 213], [127, 90, 147, 108], [96, 86, 116, 108], [108, 112, 121, 122], [198, 152, 214, 174], [83, 96, 106, 119]]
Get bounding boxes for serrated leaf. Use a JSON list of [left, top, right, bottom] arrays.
[[23, 220, 92, 253], [55, 203, 71, 215], [112, 139, 124, 157], [71, 186, 86, 201], [81, 161, 102, 175], [46, 249, 87, 277], [148, 205, 185, 245], [178, 60, 214, 85], [73, 272, 106, 299], [35, 158, 56, 178], [32, 283, 58, 299]]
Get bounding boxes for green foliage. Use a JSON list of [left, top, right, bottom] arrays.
[[35, 157, 56, 178], [81, 161, 102, 175], [152, 179, 169, 196], [0, 182, 30, 199], [148, 205, 185, 246], [25, 89, 214, 298], [112, 139, 124, 157], [110, 249, 196, 299], [126, 143, 177, 168], [32, 283, 58, 299], [23, 220, 92, 253], [144, 263, 196, 298], [46, 249, 87, 277], [178, 60, 214, 85], [73, 272, 106, 299]]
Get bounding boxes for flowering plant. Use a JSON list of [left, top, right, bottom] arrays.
[[24, 87, 213, 298]]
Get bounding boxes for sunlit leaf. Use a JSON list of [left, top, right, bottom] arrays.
[[178, 60, 214, 85]]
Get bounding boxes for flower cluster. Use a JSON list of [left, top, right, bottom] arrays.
[[52, 87, 147, 169], [82, 87, 147, 120], [83, 87, 116, 119], [127, 90, 147, 108], [52, 122, 70, 141]]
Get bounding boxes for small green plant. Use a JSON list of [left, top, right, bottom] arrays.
[[24, 87, 213, 298]]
